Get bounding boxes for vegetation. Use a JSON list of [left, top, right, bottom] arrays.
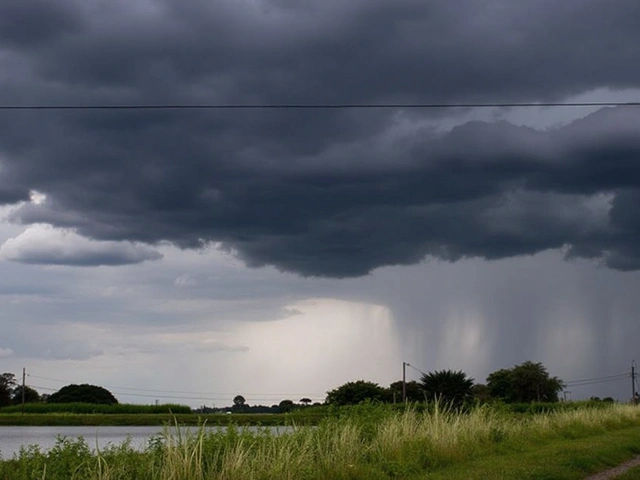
[[487, 361, 564, 403], [0, 360, 568, 416], [0, 410, 326, 427], [615, 463, 640, 479], [420, 369, 474, 407], [0, 402, 191, 415], [278, 399, 295, 412], [388, 380, 424, 403], [323, 361, 564, 407], [1, 403, 640, 479], [325, 380, 388, 405], [10, 386, 40, 405], [0, 373, 16, 407], [47, 384, 118, 405]]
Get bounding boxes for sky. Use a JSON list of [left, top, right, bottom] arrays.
[[1, 0, 640, 406]]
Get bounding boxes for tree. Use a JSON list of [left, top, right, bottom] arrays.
[[233, 395, 246, 407], [420, 370, 474, 408], [299, 397, 312, 406], [11, 385, 40, 405], [278, 399, 295, 412], [485, 368, 513, 401], [487, 361, 564, 403], [47, 384, 118, 404], [470, 384, 491, 403], [0, 373, 16, 408], [325, 380, 387, 406], [388, 380, 424, 403]]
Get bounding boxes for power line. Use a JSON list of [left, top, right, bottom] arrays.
[[27, 374, 324, 399], [566, 378, 627, 387], [27, 384, 323, 403], [564, 373, 629, 385], [0, 101, 639, 111], [406, 363, 428, 377], [565, 378, 629, 388]]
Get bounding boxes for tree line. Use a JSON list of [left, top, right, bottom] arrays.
[[326, 361, 565, 407], [1, 361, 575, 412], [0, 374, 117, 408]]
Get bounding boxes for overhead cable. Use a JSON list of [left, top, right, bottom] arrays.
[[1, 101, 639, 111]]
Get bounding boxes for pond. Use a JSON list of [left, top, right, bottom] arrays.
[[0, 426, 163, 459], [0, 425, 293, 459]]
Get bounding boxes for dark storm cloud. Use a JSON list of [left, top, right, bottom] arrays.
[[1, 0, 640, 276]]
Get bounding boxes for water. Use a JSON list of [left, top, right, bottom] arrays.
[[0, 426, 166, 459], [0, 425, 294, 459]]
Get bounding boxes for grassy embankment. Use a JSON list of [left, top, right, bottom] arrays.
[[0, 399, 613, 426], [2, 402, 640, 479], [0, 403, 193, 415], [0, 402, 326, 426]]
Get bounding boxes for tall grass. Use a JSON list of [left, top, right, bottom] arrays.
[[2, 403, 640, 479]]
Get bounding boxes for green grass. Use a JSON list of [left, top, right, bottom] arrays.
[[615, 463, 640, 479], [423, 427, 640, 480], [0, 403, 192, 415], [0, 411, 325, 427], [1, 403, 640, 479]]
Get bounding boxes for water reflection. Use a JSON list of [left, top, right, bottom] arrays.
[[0, 425, 293, 459]]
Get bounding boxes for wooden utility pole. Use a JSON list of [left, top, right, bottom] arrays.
[[632, 361, 637, 405], [21, 367, 26, 415], [402, 362, 407, 403]]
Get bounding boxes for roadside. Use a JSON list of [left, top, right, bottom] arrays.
[[584, 456, 640, 480]]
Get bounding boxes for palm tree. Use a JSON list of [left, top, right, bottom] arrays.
[[420, 370, 474, 408]]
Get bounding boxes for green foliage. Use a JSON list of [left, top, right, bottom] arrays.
[[487, 361, 564, 403], [325, 380, 388, 405], [420, 369, 474, 408], [0, 402, 191, 415], [0, 373, 16, 408], [11, 386, 40, 405], [278, 399, 295, 412], [48, 384, 118, 405], [470, 383, 491, 403], [614, 463, 640, 480], [0, 435, 149, 479], [501, 399, 615, 415], [2, 403, 640, 479], [388, 380, 424, 402]]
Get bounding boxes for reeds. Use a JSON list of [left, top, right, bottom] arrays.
[[2, 402, 640, 480]]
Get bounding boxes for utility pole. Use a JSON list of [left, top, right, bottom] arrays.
[[632, 361, 637, 405], [402, 362, 407, 403], [21, 367, 26, 415]]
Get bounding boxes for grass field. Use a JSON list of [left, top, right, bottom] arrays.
[[0, 403, 193, 415], [0, 400, 612, 427], [0, 403, 328, 426], [1, 402, 640, 479], [0, 412, 325, 427]]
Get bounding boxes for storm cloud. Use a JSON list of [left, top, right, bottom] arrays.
[[1, 0, 640, 276]]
